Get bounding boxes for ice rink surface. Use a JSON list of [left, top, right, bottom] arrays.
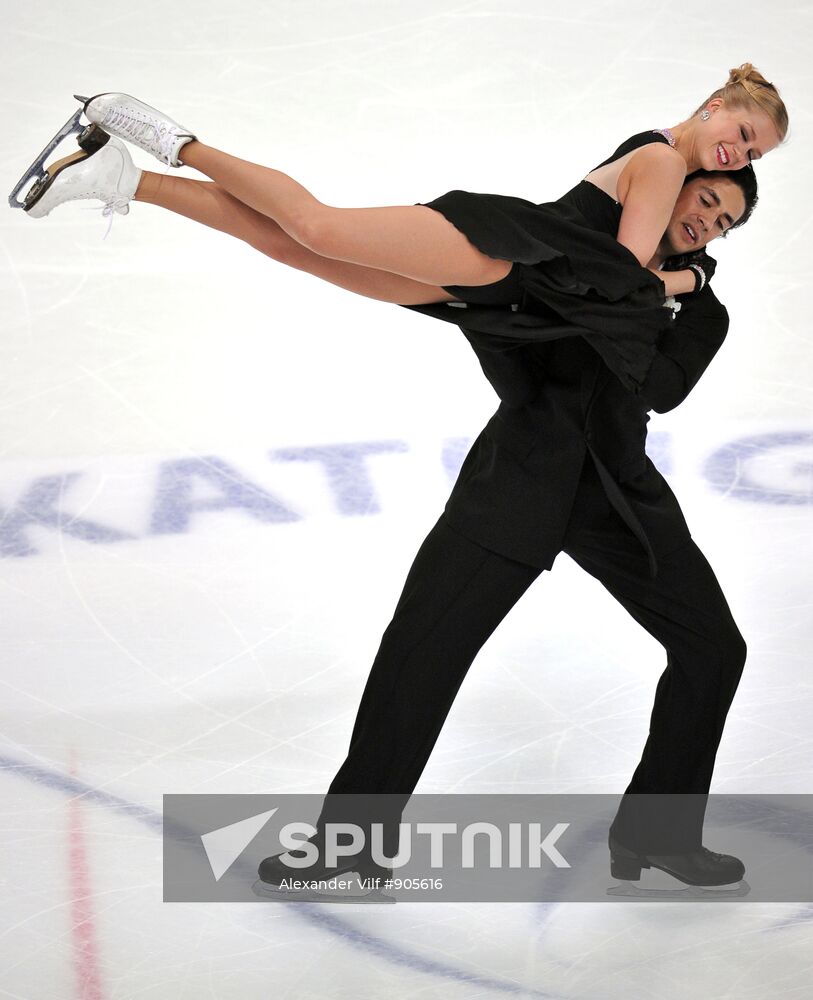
[[1, 1, 811, 997]]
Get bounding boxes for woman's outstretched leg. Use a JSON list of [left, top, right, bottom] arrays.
[[76, 93, 511, 287], [177, 141, 513, 287], [134, 171, 462, 305]]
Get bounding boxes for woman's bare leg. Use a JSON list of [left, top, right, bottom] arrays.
[[177, 141, 513, 287], [134, 171, 463, 305]]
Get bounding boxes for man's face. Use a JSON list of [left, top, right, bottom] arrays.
[[661, 176, 747, 256]]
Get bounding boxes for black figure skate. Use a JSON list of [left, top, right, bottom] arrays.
[[607, 831, 750, 899], [252, 835, 396, 904]]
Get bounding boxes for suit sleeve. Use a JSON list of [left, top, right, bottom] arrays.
[[400, 286, 728, 412], [635, 285, 729, 414]]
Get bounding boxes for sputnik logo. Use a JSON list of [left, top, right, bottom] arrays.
[[201, 808, 278, 881]]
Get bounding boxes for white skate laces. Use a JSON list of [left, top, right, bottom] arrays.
[[80, 197, 131, 240], [98, 104, 187, 168]]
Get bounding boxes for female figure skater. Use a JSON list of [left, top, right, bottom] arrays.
[[20, 66, 785, 393], [15, 64, 788, 892]]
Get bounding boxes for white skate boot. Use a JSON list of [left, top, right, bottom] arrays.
[[75, 92, 197, 168], [21, 126, 142, 237]]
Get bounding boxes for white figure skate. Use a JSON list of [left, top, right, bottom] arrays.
[[11, 122, 142, 237], [75, 92, 197, 168]]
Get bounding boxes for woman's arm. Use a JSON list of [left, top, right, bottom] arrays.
[[615, 144, 687, 268], [647, 266, 696, 297], [651, 247, 718, 297]]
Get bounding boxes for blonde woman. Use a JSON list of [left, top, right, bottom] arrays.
[[18, 65, 787, 391]]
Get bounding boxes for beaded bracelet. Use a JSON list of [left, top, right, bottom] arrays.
[[688, 263, 706, 293]]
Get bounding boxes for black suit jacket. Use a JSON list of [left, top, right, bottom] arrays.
[[402, 284, 729, 577]]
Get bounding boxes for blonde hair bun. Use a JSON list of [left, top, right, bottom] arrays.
[[727, 63, 773, 93], [693, 63, 789, 141]]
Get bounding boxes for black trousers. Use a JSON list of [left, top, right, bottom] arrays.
[[317, 457, 747, 854]]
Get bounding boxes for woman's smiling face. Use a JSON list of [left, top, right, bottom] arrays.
[[697, 98, 781, 170]]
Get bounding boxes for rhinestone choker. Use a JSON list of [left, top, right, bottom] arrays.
[[652, 128, 676, 147]]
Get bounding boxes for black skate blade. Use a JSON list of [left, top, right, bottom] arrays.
[[8, 108, 85, 210]]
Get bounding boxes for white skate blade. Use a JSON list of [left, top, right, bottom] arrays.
[[607, 865, 751, 899]]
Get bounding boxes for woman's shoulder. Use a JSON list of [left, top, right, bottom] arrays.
[[622, 139, 685, 176], [591, 130, 676, 170], [583, 131, 684, 204]]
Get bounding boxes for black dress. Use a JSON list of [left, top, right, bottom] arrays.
[[402, 130, 677, 392]]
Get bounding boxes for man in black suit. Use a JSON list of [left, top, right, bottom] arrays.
[[257, 168, 757, 890]]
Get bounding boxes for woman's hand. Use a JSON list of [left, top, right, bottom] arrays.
[[647, 267, 697, 297]]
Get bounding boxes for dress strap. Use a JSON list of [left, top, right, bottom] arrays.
[[651, 128, 676, 148]]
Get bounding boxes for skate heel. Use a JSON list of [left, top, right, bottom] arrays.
[[74, 94, 90, 105], [23, 146, 91, 210], [77, 124, 110, 154], [22, 129, 108, 211], [608, 833, 651, 881], [610, 854, 645, 880]]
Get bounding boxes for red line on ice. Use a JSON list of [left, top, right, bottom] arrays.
[[67, 749, 106, 1000]]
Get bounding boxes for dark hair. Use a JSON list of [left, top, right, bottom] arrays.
[[684, 163, 759, 235]]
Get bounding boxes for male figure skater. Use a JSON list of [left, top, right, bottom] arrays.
[[256, 167, 756, 893]]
